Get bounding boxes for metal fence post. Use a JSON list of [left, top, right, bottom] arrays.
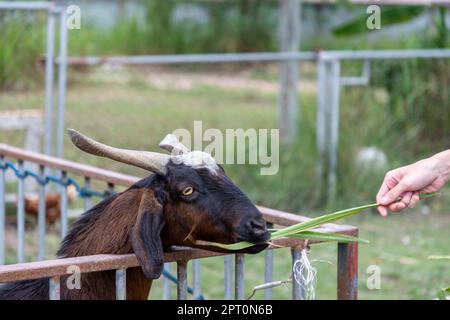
[[224, 255, 233, 300], [38, 165, 46, 260], [49, 276, 61, 300], [316, 56, 328, 192], [235, 254, 245, 300], [17, 161, 25, 263], [337, 240, 358, 300], [278, 0, 301, 144], [327, 60, 341, 205], [177, 260, 188, 300], [44, 7, 56, 156], [60, 171, 68, 239], [163, 262, 172, 300], [115, 268, 127, 300], [56, 8, 68, 159], [0, 156, 5, 265], [264, 223, 274, 299], [317, 56, 342, 205], [192, 259, 201, 299], [291, 248, 304, 300]]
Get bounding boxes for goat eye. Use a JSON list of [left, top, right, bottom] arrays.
[[181, 187, 194, 196]]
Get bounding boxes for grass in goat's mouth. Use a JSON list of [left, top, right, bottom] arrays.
[[196, 193, 439, 251]]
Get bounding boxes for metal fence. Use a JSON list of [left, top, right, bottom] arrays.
[[0, 1, 68, 159], [63, 48, 450, 203], [0, 143, 359, 300], [4, 1, 450, 204]]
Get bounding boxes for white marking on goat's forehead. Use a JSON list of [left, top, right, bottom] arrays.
[[171, 151, 219, 174]]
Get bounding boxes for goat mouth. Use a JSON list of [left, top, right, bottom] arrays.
[[240, 242, 269, 254], [235, 236, 269, 254]]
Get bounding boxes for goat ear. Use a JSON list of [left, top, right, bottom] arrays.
[[131, 190, 165, 280]]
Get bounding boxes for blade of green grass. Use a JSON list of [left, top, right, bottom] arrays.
[[287, 230, 370, 244], [271, 192, 439, 240], [270, 203, 377, 240], [196, 230, 368, 250], [195, 193, 439, 251], [195, 239, 255, 250]]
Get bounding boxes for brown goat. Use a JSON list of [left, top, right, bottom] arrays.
[[0, 130, 269, 300]]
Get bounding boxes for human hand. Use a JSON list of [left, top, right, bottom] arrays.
[[376, 150, 450, 216]]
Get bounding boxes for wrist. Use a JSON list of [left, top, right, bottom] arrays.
[[430, 150, 450, 182]]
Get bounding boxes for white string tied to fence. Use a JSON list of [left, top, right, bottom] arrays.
[[292, 245, 317, 300]]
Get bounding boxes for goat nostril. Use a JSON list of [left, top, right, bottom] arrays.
[[250, 219, 266, 231]]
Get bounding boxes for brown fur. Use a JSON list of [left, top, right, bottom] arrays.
[[57, 189, 155, 300]]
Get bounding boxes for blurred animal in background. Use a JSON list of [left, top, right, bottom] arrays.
[[355, 146, 388, 171], [22, 185, 77, 225]]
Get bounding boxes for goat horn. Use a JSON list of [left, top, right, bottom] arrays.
[[159, 134, 190, 155], [67, 129, 169, 175]]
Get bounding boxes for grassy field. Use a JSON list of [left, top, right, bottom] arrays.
[[1, 65, 449, 299]]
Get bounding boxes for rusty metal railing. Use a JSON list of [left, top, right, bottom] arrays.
[[0, 144, 358, 300]]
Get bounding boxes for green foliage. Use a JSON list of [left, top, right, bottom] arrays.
[[370, 59, 450, 148], [333, 7, 425, 37], [0, 12, 45, 90], [438, 287, 450, 300], [68, 0, 277, 55], [435, 8, 448, 48], [141, 0, 277, 53]]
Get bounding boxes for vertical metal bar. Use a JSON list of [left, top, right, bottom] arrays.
[[362, 59, 371, 80], [316, 57, 327, 190], [264, 249, 274, 300], [264, 223, 274, 300], [37, 165, 46, 260], [44, 8, 56, 156], [337, 239, 359, 300], [115, 268, 127, 300], [278, 0, 300, 144], [192, 259, 201, 299], [162, 263, 172, 300], [60, 171, 68, 239], [83, 177, 92, 212], [235, 254, 245, 300], [327, 60, 341, 205], [177, 261, 188, 300], [224, 255, 233, 300], [0, 156, 5, 265], [17, 161, 25, 263], [49, 276, 61, 300], [56, 8, 68, 159], [291, 248, 305, 300]]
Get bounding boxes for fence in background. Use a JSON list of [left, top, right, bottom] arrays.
[[0, 1, 68, 159], [63, 48, 450, 202], [5, 1, 450, 202], [0, 144, 359, 300]]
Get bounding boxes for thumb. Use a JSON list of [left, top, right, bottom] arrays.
[[379, 180, 408, 205]]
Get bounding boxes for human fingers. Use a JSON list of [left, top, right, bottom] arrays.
[[408, 192, 421, 208], [388, 201, 406, 213], [377, 205, 388, 217], [400, 192, 413, 207]]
